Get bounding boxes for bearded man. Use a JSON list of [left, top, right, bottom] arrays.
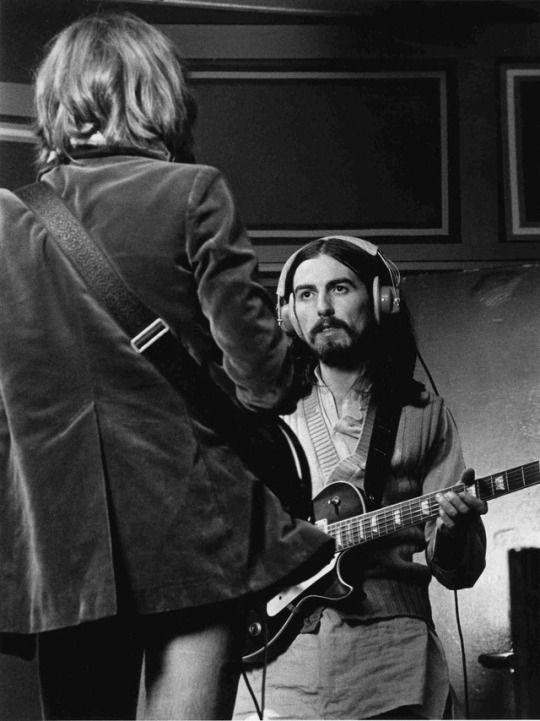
[[235, 235, 487, 720]]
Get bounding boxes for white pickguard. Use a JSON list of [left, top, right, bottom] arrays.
[[266, 556, 338, 617]]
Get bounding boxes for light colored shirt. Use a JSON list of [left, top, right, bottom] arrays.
[[282, 367, 372, 495], [235, 610, 451, 720]]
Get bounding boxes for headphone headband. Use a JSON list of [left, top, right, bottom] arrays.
[[276, 235, 398, 301], [276, 235, 401, 330]]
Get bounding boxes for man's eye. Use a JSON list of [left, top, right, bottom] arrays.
[[298, 290, 313, 300], [333, 285, 348, 294]]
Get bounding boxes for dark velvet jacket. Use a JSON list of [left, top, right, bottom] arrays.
[[0, 150, 333, 638]]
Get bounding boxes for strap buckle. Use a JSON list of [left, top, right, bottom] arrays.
[[130, 318, 170, 354]]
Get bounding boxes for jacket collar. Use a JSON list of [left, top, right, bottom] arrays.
[[39, 146, 168, 178], [69, 146, 167, 161]]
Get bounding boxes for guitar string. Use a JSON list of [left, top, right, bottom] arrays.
[[335, 465, 540, 546], [326, 462, 540, 549], [329, 465, 540, 548], [326, 485, 462, 547]]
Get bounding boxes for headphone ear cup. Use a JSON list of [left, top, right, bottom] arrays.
[[373, 275, 400, 324], [281, 293, 303, 337], [379, 284, 397, 316]]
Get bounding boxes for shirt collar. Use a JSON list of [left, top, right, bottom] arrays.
[[314, 364, 371, 393]]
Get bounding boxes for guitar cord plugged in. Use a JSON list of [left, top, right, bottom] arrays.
[[242, 609, 269, 720]]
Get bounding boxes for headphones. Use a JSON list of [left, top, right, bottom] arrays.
[[276, 235, 401, 337]]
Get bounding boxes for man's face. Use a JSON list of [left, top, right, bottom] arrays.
[[292, 254, 374, 366]]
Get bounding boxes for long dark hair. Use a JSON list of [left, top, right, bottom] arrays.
[[283, 238, 420, 404]]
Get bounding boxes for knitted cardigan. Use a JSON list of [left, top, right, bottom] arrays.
[[283, 387, 487, 626]]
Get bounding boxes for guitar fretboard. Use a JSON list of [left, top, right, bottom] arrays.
[[328, 460, 540, 552]]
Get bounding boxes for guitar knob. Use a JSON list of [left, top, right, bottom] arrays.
[[248, 621, 262, 637], [329, 496, 341, 509]]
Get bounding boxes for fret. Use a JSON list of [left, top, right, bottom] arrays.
[[343, 518, 356, 546], [356, 518, 366, 543], [376, 508, 396, 536], [493, 473, 507, 493], [399, 497, 415, 527], [361, 516, 373, 542], [476, 461, 540, 501], [324, 461, 539, 552]]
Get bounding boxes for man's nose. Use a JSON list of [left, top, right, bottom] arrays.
[[317, 292, 334, 316]]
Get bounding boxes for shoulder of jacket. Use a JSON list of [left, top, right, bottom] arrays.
[[163, 163, 226, 201], [168, 162, 222, 182]]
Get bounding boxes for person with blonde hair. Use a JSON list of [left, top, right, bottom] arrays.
[[0, 12, 332, 720]]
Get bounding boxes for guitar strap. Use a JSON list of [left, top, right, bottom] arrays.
[[363, 395, 402, 509], [14, 181, 313, 520], [302, 391, 340, 478]]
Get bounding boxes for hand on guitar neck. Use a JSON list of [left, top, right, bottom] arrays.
[[434, 468, 488, 569]]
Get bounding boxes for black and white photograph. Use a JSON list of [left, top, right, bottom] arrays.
[[0, 1, 539, 719]]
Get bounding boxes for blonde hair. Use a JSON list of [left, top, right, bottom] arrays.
[[34, 12, 196, 168]]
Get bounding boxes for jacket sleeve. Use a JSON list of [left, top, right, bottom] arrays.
[[422, 402, 487, 589], [185, 166, 295, 412]]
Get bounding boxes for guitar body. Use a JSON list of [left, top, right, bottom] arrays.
[[242, 481, 368, 667], [313, 480, 369, 526]]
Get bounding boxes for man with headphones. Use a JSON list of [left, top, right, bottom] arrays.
[[235, 236, 488, 720]]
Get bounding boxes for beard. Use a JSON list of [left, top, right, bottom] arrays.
[[309, 317, 374, 369]]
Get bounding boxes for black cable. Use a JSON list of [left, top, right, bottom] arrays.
[[454, 589, 470, 719], [416, 347, 440, 397], [241, 667, 263, 720], [417, 347, 470, 718], [241, 612, 269, 720], [260, 619, 268, 719]]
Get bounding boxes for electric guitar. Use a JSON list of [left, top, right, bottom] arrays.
[[242, 459, 540, 667]]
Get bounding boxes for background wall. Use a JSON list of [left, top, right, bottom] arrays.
[[1, 1, 539, 718], [404, 263, 540, 720], [4, 0, 540, 275]]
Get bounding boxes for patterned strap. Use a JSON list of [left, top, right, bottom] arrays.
[[302, 390, 340, 479]]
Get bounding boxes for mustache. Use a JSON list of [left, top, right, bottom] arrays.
[[310, 317, 351, 336]]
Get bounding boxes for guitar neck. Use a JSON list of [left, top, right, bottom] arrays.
[[328, 460, 540, 552]]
